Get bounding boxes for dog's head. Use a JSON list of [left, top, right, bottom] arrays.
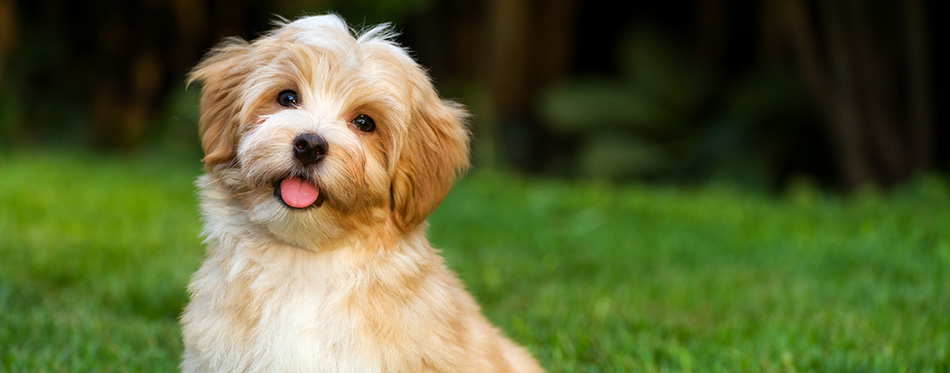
[[189, 15, 469, 245]]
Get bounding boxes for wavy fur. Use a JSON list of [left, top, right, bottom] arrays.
[[181, 14, 542, 373]]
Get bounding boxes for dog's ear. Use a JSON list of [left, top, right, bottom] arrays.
[[390, 76, 471, 232], [188, 38, 252, 172]]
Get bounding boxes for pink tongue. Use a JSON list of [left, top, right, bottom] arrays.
[[279, 177, 319, 208]]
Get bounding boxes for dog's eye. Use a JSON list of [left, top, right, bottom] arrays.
[[277, 90, 299, 107], [351, 114, 376, 132]]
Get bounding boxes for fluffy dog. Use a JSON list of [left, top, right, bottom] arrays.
[[180, 14, 543, 373]]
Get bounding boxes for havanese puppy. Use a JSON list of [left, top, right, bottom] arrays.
[[180, 14, 543, 373]]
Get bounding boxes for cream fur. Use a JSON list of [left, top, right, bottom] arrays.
[[181, 14, 543, 372]]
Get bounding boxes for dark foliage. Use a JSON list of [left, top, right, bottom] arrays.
[[0, 0, 943, 190]]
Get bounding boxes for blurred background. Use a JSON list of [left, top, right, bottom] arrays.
[[2, 2, 948, 370], [0, 0, 944, 190]]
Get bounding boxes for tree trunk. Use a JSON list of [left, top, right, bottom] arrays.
[[903, 0, 934, 172], [778, 0, 932, 188]]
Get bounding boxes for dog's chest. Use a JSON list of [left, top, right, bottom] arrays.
[[253, 282, 375, 372], [185, 253, 384, 372]]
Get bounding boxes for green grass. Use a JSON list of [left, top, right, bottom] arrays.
[[2, 151, 948, 372]]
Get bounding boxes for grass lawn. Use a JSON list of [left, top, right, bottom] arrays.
[[1, 150, 948, 372]]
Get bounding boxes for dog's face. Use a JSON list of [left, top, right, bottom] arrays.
[[189, 16, 469, 246]]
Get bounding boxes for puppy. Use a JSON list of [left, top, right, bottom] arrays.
[[180, 14, 543, 373]]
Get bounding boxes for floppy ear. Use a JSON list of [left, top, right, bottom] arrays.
[[391, 78, 471, 232], [187, 38, 252, 173]]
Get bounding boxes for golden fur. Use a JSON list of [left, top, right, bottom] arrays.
[[180, 15, 543, 372]]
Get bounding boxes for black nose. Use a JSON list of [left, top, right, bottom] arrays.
[[293, 133, 328, 165]]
